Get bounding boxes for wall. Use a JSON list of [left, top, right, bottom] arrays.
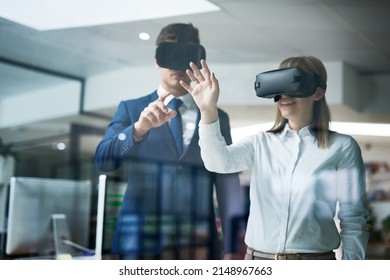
[[0, 81, 81, 128], [84, 66, 159, 111], [0, 61, 388, 164], [363, 74, 390, 115], [83, 61, 346, 109], [1, 60, 388, 127]]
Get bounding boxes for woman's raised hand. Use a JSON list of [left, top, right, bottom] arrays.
[[180, 59, 219, 124]]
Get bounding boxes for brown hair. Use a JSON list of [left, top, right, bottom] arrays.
[[267, 56, 332, 148], [156, 23, 200, 45]]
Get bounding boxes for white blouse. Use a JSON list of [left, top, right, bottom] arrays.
[[199, 120, 369, 260]]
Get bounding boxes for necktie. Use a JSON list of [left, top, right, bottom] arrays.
[[169, 98, 183, 155]]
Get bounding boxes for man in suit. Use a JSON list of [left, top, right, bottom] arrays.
[[95, 23, 244, 260]]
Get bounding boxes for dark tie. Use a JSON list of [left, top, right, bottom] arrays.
[[169, 98, 183, 155]]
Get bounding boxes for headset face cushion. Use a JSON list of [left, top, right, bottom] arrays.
[[254, 67, 326, 99], [156, 42, 206, 70]]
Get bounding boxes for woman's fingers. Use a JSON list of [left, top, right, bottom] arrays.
[[186, 60, 212, 84], [186, 68, 198, 85], [200, 59, 211, 79], [190, 61, 206, 82], [180, 78, 192, 93], [181, 60, 217, 98]]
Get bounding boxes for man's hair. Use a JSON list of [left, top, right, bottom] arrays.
[[268, 56, 332, 148], [156, 23, 200, 45]]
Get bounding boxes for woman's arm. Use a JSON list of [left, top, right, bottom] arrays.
[[180, 60, 253, 174], [336, 137, 370, 259]]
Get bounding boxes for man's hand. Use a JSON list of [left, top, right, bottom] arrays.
[[133, 91, 177, 139]]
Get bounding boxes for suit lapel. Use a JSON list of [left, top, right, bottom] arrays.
[[160, 123, 180, 157]]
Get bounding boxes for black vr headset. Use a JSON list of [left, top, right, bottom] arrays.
[[254, 67, 327, 102], [155, 24, 206, 71]]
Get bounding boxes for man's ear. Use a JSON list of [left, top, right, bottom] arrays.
[[313, 87, 325, 101], [154, 57, 160, 69]]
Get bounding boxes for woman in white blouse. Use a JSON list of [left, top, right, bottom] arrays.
[[180, 56, 369, 260]]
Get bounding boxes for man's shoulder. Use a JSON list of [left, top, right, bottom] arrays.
[[121, 91, 158, 107]]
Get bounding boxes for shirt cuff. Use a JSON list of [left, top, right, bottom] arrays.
[[199, 119, 221, 137], [132, 134, 144, 143]]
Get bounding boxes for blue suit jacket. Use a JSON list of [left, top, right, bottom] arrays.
[[95, 91, 243, 259]]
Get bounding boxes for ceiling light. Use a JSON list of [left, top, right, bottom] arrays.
[[56, 143, 66, 150], [139, 32, 150, 41], [0, 0, 220, 31]]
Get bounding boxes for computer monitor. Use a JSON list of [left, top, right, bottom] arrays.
[[5, 177, 93, 258], [0, 183, 8, 233], [99, 175, 127, 256]]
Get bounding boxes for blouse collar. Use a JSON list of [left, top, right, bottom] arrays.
[[279, 123, 315, 140]]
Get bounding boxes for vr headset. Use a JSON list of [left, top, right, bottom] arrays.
[[155, 24, 206, 70], [254, 67, 327, 102]]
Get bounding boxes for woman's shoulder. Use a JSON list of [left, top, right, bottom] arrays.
[[330, 131, 360, 150], [331, 130, 356, 141]]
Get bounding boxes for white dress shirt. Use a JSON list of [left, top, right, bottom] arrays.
[[199, 120, 369, 260], [158, 86, 198, 150]]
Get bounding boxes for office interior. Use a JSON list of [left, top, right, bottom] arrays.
[[0, 0, 390, 260]]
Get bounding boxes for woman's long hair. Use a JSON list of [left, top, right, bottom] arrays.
[[267, 56, 332, 148]]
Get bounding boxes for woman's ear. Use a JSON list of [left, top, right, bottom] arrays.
[[313, 87, 325, 101]]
